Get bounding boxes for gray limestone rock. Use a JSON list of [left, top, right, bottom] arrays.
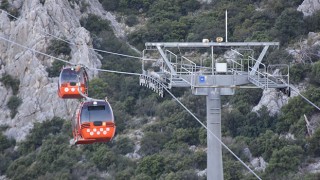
[[0, 0, 102, 141], [298, 0, 320, 16], [252, 89, 289, 116]]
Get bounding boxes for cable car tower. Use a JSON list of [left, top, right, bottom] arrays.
[[140, 38, 290, 179]]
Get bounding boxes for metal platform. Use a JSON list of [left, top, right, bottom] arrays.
[[141, 42, 289, 94]]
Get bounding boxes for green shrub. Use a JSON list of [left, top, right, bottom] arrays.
[[0, 74, 20, 95], [160, 170, 200, 180], [113, 136, 134, 155], [125, 15, 139, 27], [0, 125, 10, 132], [274, 8, 305, 44], [7, 134, 74, 179], [310, 61, 320, 85], [224, 158, 245, 180], [249, 130, 293, 161], [229, 88, 263, 115], [137, 154, 165, 179], [139, 132, 168, 156], [115, 167, 135, 180], [0, 0, 20, 21], [80, 14, 112, 35], [277, 86, 320, 133], [80, 0, 89, 13], [172, 128, 199, 145], [307, 128, 320, 157], [8, 7, 19, 21], [100, 0, 119, 11], [90, 146, 116, 170], [266, 145, 303, 177], [47, 38, 71, 56], [0, 133, 15, 152], [289, 63, 311, 84], [131, 174, 152, 180], [18, 117, 65, 154], [6, 153, 36, 179], [0, 0, 9, 10], [265, 49, 292, 65], [46, 60, 66, 77], [36, 135, 74, 172], [0, 153, 12, 174], [7, 95, 22, 118], [305, 10, 320, 32], [88, 78, 109, 99]]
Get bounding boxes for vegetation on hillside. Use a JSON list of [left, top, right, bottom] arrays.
[[0, 74, 22, 118], [1, 0, 320, 179], [46, 38, 71, 77]]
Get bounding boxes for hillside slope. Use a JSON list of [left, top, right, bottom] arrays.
[[1, 0, 320, 179]]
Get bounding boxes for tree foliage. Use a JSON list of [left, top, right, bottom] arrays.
[[249, 130, 294, 161], [0, 74, 20, 95], [47, 38, 71, 56], [273, 8, 305, 45], [307, 128, 320, 157], [137, 154, 165, 179], [266, 145, 303, 177], [278, 86, 320, 133], [80, 14, 112, 35], [7, 95, 22, 118], [46, 60, 66, 77], [18, 117, 65, 155], [310, 61, 320, 85], [139, 131, 168, 156], [289, 63, 311, 84]]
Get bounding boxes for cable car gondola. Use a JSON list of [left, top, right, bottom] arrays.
[[72, 99, 116, 144], [58, 66, 88, 99]]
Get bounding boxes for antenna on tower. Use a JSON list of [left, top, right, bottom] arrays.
[[225, 10, 228, 42]]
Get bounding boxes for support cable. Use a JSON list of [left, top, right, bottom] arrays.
[[157, 78, 262, 180], [0, 36, 139, 76], [0, 35, 261, 178], [0, 9, 156, 61], [2, 22, 320, 115], [0, 36, 73, 65], [92, 67, 141, 76], [289, 85, 320, 111]]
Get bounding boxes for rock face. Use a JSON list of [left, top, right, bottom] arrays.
[[298, 0, 320, 16], [251, 157, 268, 172], [305, 159, 320, 173], [252, 89, 290, 116], [0, 0, 104, 141]]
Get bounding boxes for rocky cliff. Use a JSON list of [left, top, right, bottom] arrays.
[[0, 0, 108, 141]]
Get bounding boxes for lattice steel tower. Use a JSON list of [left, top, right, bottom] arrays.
[[140, 40, 290, 180]]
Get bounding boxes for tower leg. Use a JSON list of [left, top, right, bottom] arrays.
[[207, 88, 223, 180]]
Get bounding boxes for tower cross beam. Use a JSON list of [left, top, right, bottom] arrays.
[[145, 42, 279, 48]]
